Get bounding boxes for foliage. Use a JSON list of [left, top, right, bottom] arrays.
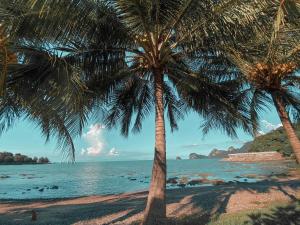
[[0, 1, 294, 162], [249, 124, 300, 157], [0, 151, 49, 164], [220, 0, 300, 133]]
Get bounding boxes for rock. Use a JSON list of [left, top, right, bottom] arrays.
[[211, 179, 225, 185], [187, 178, 210, 186], [189, 153, 208, 160], [128, 178, 137, 181], [209, 149, 228, 158], [38, 188, 44, 192], [176, 156, 182, 160], [0, 175, 10, 179], [27, 189, 31, 191], [50, 185, 59, 189], [177, 183, 186, 188], [178, 177, 189, 184], [227, 146, 237, 153], [239, 142, 252, 153], [167, 177, 178, 184]]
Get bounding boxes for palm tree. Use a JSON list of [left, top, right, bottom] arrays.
[[221, 0, 300, 162], [0, 2, 100, 160], [2, 0, 273, 224]]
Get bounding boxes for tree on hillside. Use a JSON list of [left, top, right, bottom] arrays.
[[225, 1, 300, 163], [0, 0, 275, 223]]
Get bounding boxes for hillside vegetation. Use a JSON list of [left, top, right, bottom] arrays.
[[0, 152, 50, 165], [249, 124, 300, 157]]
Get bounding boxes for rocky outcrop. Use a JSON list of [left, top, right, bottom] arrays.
[[209, 149, 228, 158], [176, 156, 182, 160], [189, 153, 208, 160]]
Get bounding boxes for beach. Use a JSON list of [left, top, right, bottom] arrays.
[[1, 168, 300, 225]]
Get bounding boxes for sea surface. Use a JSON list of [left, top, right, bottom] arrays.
[[0, 159, 296, 199]]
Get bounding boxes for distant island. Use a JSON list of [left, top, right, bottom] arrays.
[[0, 152, 50, 165], [189, 124, 300, 160]]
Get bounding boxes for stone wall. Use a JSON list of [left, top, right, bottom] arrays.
[[224, 151, 284, 162]]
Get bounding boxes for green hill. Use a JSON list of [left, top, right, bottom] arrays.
[[248, 124, 300, 158]]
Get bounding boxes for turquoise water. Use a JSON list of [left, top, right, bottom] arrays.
[[0, 159, 294, 199]]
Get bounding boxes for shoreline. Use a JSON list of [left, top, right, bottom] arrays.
[[1, 170, 300, 225]]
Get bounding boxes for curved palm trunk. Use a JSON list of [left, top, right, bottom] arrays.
[[272, 93, 300, 163], [142, 69, 167, 225]]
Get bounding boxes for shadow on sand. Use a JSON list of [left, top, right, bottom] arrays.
[[0, 179, 299, 225]]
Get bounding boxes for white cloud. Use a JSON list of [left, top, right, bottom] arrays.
[[81, 124, 106, 156], [261, 120, 282, 132], [108, 147, 119, 157]]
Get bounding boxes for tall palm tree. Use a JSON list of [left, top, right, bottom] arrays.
[[2, 0, 273, 224], [221, 0, 300, 162]]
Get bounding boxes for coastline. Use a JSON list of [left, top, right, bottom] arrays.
[[1, 169, 299, 225]]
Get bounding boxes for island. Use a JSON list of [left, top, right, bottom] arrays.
[[0, 152, 50, 165], [188, 124, 300, 161]]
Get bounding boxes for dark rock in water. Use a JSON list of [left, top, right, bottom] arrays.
[[189, 153, 208, 160], [0, 175, 10, 179], [128, 178, 137, 181], [188, 178, 210, 186], [244, 179, 248, 182], [27, 189, 31, 191], [22, 192, 26, 194], [167, 177, 178, 184], [211, 179, 225, 185], [38, 188, 44, 192], [50, 185, 59, 189], [234, 176, 242, 179], [176, 156, 182, 160]]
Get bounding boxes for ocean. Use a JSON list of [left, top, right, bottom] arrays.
[[0, 159, 295, 199]]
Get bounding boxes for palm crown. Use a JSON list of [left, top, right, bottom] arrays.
[[216, 0, 300, 162], [0, 0, 282, 223]]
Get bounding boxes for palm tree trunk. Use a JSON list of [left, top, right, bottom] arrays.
[[272, 93, 300, 163], [142, 68, 167, 225]]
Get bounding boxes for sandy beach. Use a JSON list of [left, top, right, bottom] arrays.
[[1, 169, 300, 225]]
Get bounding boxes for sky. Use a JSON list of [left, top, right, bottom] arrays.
[[0, 105, 282, 162]]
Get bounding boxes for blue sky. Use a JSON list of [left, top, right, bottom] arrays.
[[0, 105, 282, 162]]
